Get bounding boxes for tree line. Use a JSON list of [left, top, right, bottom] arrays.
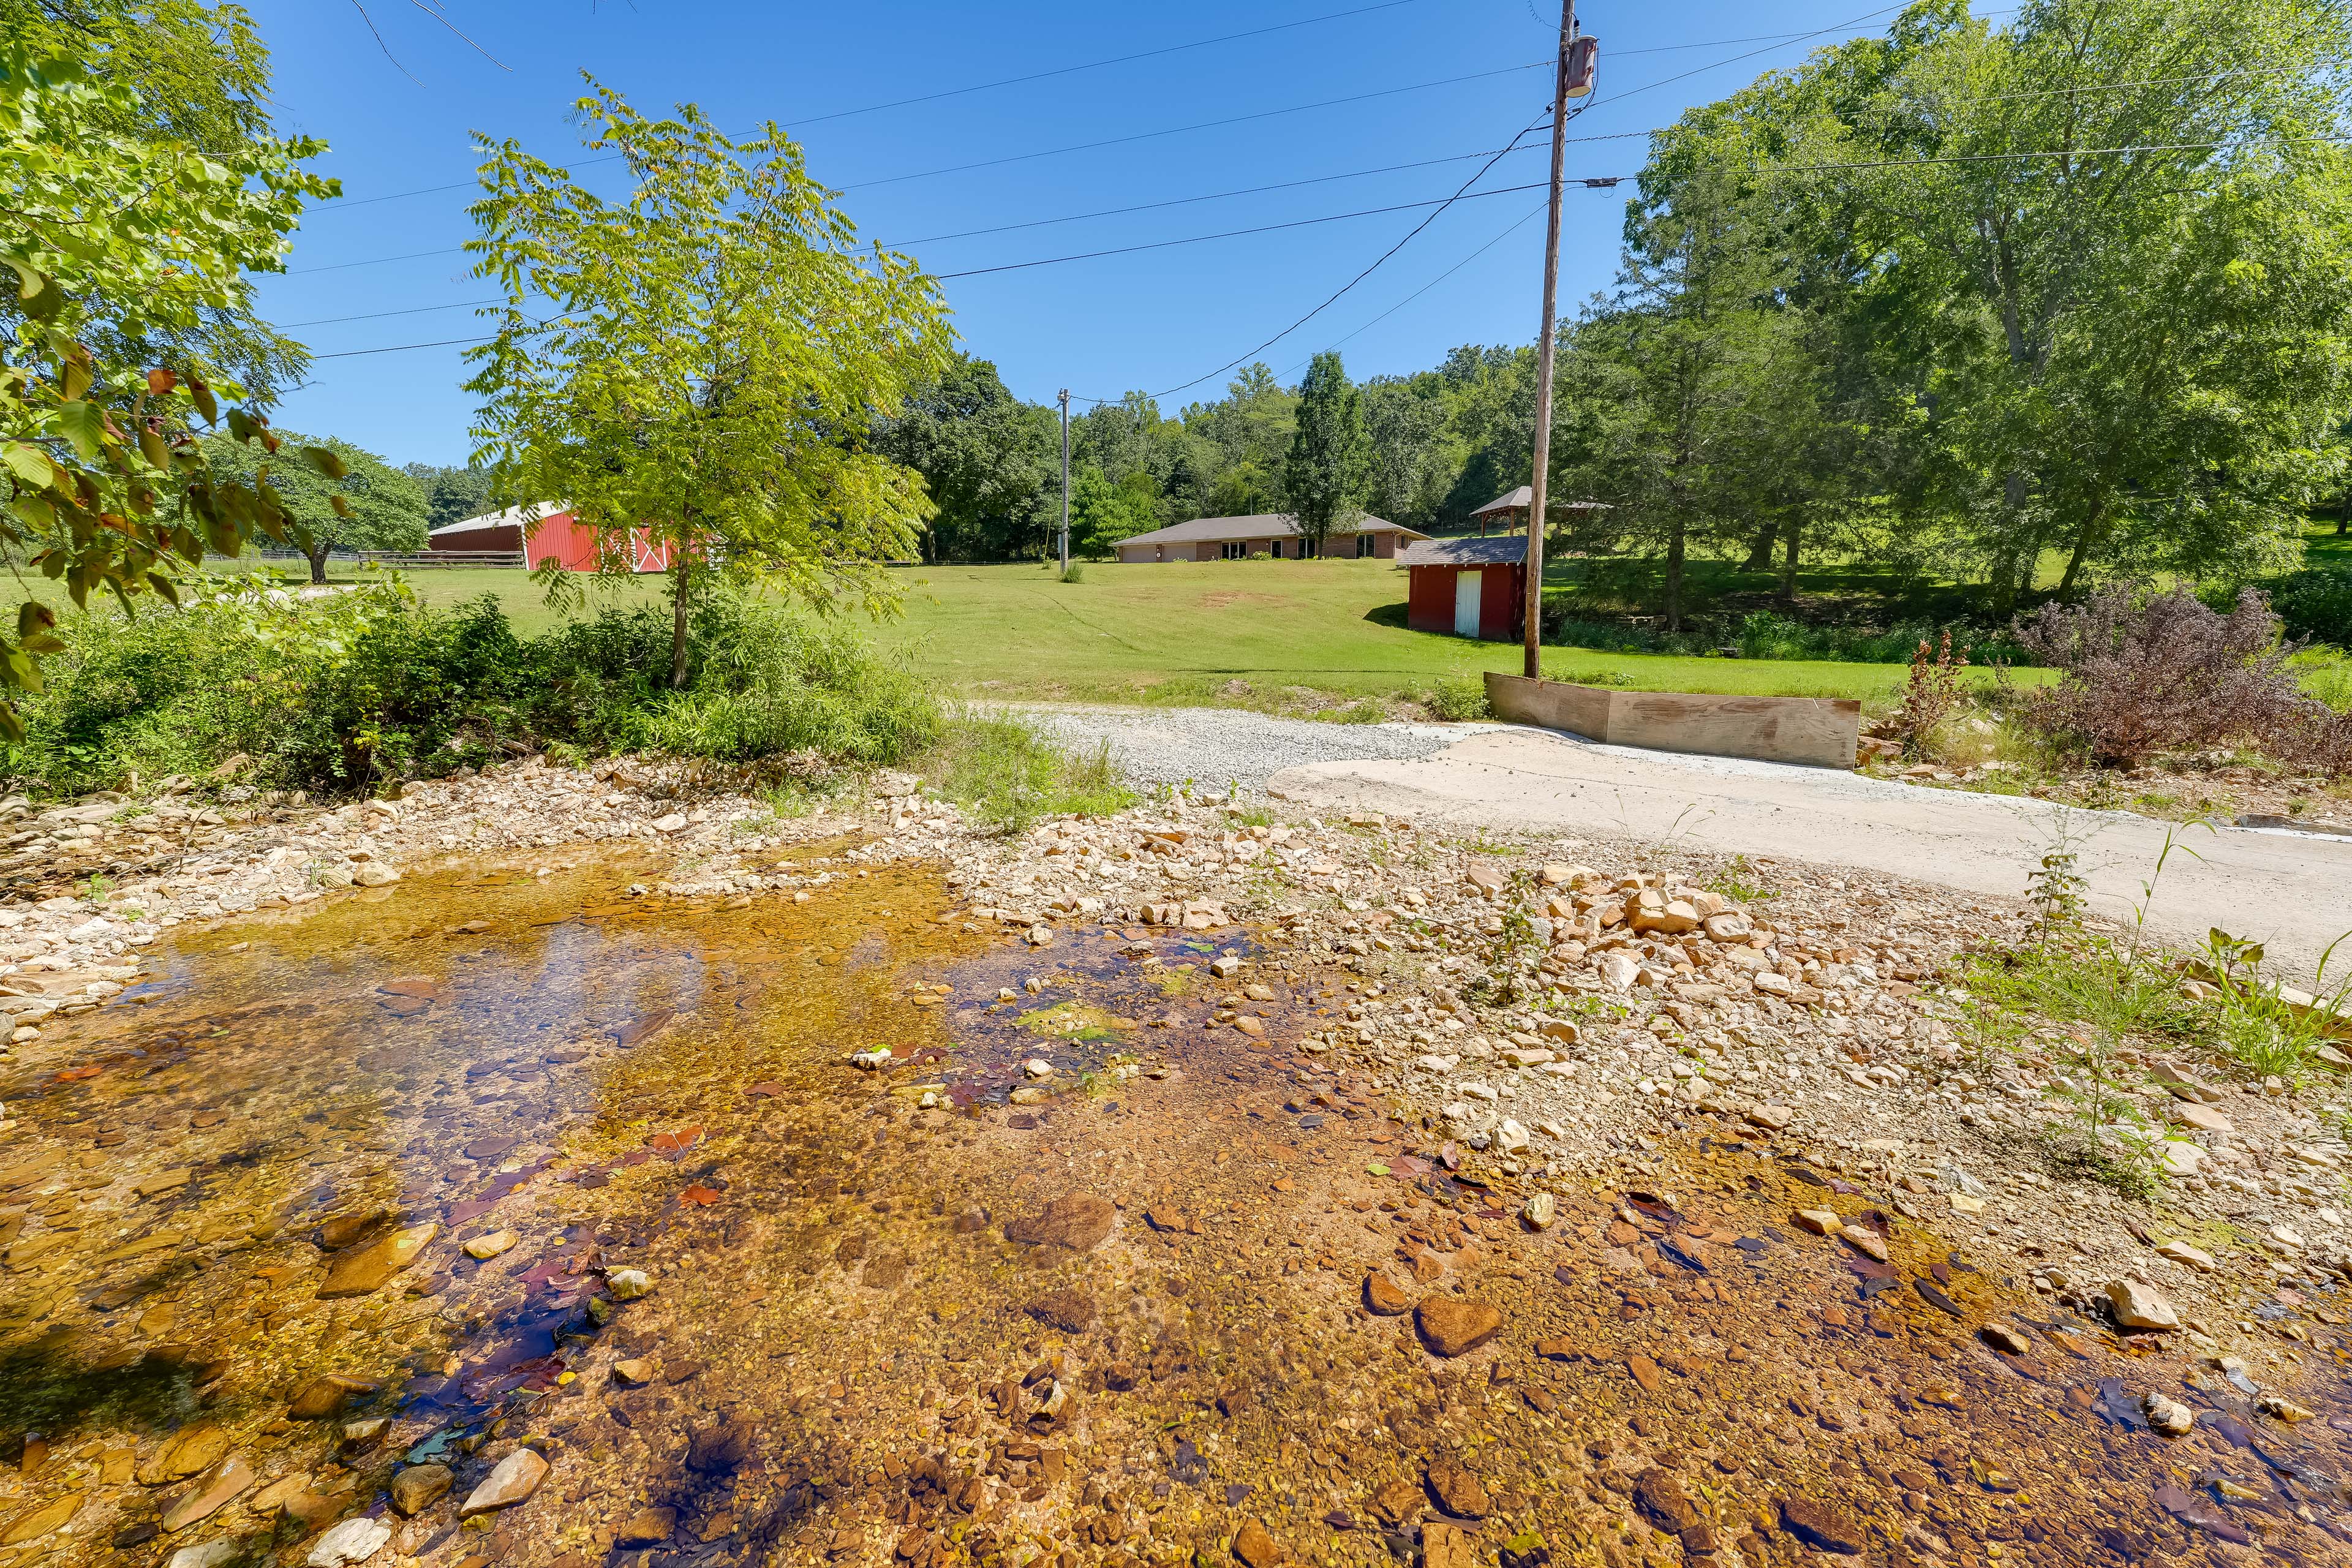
[[883, 0, 2352, 630]]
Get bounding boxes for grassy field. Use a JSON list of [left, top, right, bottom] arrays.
[[76, 518, 2352, 714]]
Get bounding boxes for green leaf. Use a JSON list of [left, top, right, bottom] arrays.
[[189, 382, 219, 425], [55, 401, 107, 461], [302, 445, 350, 480], [329, 494, 352, 519], [1, 442, 53, 489]]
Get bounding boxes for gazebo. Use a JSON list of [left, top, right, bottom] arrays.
[[1467, 486, 1611, 537]]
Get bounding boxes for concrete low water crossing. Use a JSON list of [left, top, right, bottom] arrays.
[[2, 845, 2349, 1568]]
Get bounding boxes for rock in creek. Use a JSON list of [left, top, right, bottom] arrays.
[[391, 1463, 454, 1517], [160, 1457, 255, 1532], [1363, 1273, 1414, 1316], [617, 1507, 677, 1547], [2105, 1278, 2179, 1330], [317, 1223, 438, 1298], [1423, 1460, 1490, 1520], [138, 1423, 229, 1485], [288, 1374, 380, 1420], [459, 1448, 549, 1518], [1415, 1298, 1501, 1358], [307, 1516, 391, 1568], [1778, 1496, 1864, 1556], [1231, 1518, 1281, 1568], [1003, 1193, 1115, 1251], [1024, 1287, 1096, 1332], [1633, 1469, 1698, 1533]]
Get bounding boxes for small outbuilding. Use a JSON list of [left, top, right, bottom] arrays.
[[428, 503, 674, 573], [1399, 535, 1530, 641], [1113, 512, 1429, 562]]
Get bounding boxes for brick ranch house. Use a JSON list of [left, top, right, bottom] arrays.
[[1113, 513, 1430, 563]]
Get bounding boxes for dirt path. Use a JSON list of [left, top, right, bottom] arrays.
[[1266, 726, 2352, 982]]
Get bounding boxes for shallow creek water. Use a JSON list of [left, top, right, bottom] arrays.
[[2, 845, 2351, 1568]]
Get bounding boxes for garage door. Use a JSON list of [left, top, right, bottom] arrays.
[[1453, 571, 1482, 638]]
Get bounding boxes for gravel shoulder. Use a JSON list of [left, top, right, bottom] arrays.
[[1011, 704, 1507, 795], [1012, 703, 2352, 982]]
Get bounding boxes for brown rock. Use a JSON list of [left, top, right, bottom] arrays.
[[1420, 1521, 1478, 1568], [1003, 1194, 1115, 1251], [1978, 1323, 2031, 1357], [1779, 1497, 1864, 1556], [1232, 1519, 1282, 1568], [138, 1422, 228, 1485], [458, 1448, 548, 1518], [390, 1463, 454, 1517], [1363, 1273, 1413, 1316], [617, 1508, 677, 1547], [1368, 1479, 1423, 1528], [318, 1222, 437, 1298], [1414, 1298, 1501, 1358], [1, 1496, 78, 1548], [1025, 1288, 1096, 1333], [287, 1373, 380, 1420], [161, 1456, 255, 1532], [685, 1416, 758, 1475], [1632, 1469, 1697, 1533], [1423, 1461, 1490, 1520], [1627, 1355, 1663, 1394]]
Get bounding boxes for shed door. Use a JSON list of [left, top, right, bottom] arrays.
[[1453, 571, 1482, 637]]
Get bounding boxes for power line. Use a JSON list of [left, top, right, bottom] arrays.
[[1278, 202, 1549, 379], [932, 180, 1561, 282], [1091, 0, 1916, 404], [277, 298, 502, 328], [311, 0, 1431, 213], [304, 11, 1967, 217], [880, 145, 1546, 249]]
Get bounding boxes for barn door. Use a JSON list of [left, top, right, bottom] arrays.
[[1453, 571, 1482, 637]]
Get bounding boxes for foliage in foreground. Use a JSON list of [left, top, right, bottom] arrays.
[[916, 712, 1133, 832], [2011, 586, 2352, 771], [1, 576, 948, 796]]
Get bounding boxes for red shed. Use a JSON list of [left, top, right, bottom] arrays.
[[1400, 535, 1529, 641], [429, 503, 674, 573]]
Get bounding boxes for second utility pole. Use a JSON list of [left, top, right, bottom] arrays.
[[1523, 0, 1579, 679], [1058, 389, 1072, 575]]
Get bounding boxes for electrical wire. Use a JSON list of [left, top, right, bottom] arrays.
[[930, 180, 1555, 281], [1278, 201, 1549, 380], [307, 9, 1977, 217], [276, 298, 503, 330]]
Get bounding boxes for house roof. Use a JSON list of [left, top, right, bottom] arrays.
[[431, 502, 569, 537], [1115, 512, 1429, 548], [1469, 485, 1616, 518], [1399, 535, 1532, 567]]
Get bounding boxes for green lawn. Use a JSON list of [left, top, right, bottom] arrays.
[[869, 559, 1985, 708]]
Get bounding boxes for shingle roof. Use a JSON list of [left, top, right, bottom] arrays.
[[1115, 513, 1427, 548], [431, 502, 568, 537], [1398, 535, 1531, 567], [1469, 486, 1615, 518]]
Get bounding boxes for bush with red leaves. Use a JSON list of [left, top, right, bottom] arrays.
[[2011, 587, 2351, 773]]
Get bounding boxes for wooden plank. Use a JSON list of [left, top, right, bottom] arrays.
[[1484, 673, 1859, 769]]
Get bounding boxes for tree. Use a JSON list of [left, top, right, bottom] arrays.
[[1069, 463, 1161, 557], [464, 81, 952, 688], [873, 354, 1058, 562], [406, 461, 494, 531], [210, 431, 426, 581], [0, 1, 312, 406], [1284, 352, 1368, 556], [1360, 378, 1452, 527], [0, 48, 334, 734]]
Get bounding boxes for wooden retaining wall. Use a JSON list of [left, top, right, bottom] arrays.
[[1484, 672, 1861, 769]]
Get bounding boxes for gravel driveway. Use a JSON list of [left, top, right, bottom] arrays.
[[1012, 705, 1504, 796]]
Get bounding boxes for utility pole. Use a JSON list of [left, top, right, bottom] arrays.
[[1058, 389, 1072, 575], [1523, 1, 1594, 678]]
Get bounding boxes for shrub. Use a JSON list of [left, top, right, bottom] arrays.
[[2012, 586, 2352, 772], [1423, 675, 1492, 721], [1887, 631, 1970, 759], [2, 575, 949, 796], [2268, 567, 2352, 649]]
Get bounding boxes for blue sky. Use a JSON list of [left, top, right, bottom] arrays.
[[244, 0, 1956, 467]]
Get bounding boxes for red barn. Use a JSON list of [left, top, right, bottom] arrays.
[[428, 503, 674, 573], [1400, 535, 1529, 641]]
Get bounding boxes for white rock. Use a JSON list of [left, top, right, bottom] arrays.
[[1521, 1191, 1557, 1229], [1493, 1118, 1529, 1153], [850, 1048, 894, 1071], [652, 813, 690, 834], [306, 1517, 392, 1568], [2143, 1392, 2195, 1436], [169, 1541, 237, 1568], [459, 1447, 550, 1518], [2104, 1278, 2179, 1330], [1023, 1058, 1053, 1080], [606, 1268, 654, 1301]]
